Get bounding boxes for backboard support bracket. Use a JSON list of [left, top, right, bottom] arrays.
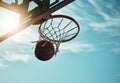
[[0, 0, 75, 42]]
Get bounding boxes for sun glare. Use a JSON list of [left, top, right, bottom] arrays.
[[0, 8, 20, 36]]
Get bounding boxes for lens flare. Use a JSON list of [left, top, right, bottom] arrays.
[[0, 8, 20, 36]]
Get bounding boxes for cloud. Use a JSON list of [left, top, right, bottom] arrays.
[[0, 59, 7, 69], [87, 0, 120, 37], [89, 17, 120, 36], [60, 42, 95, 53], [2, 51, 32, 64], [89, 21, 120, 30], [9, 26, 39, 44], [0, 26, 36, 66], [97, 11, 120, 22], [88, 0, 120, 29], [88, 0, 120, 21], [88, 0, 100, 10], [0, 63, 7, 69]]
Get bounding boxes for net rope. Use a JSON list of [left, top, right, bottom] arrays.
[[39, 18, 79, 41], [38, 15, 80, 54]]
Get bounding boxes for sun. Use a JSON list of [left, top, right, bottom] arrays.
[[0, 8, 20, 36]]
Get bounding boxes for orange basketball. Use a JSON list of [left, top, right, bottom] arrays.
[[34, 40, 55, 61]]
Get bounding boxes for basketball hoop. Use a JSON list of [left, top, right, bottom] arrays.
[[0, 0, 80, 61], [37, 15, 80, 55]]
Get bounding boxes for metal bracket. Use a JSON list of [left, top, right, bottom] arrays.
[[0, 0, 75, 42]]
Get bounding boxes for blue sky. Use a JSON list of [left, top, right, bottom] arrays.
[[0, 0, 120, 83]]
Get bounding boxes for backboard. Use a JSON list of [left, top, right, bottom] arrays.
[[0, 0, 75, 42]]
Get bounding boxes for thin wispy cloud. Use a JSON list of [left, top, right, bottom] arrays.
[[60, 42, 95, 53], [89, 12, 120, 36], [2, 51, 32, 64], [0, 63, 7, 69], [88, 0, 120, 25], [97, 10, 120, 21], [0, 59, 7, 69], [87, 0, 120, 38], [9, 26, 39, 44], [0, 25, 38, 66], [88, 0, 98, 9], [89, 21, 120, 30]]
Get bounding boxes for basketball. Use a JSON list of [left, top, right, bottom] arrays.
[[34, 40, 55, 61]]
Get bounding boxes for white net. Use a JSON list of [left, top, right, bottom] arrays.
[[39, 15, 80, 42], [38, 15, 80, 54]]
